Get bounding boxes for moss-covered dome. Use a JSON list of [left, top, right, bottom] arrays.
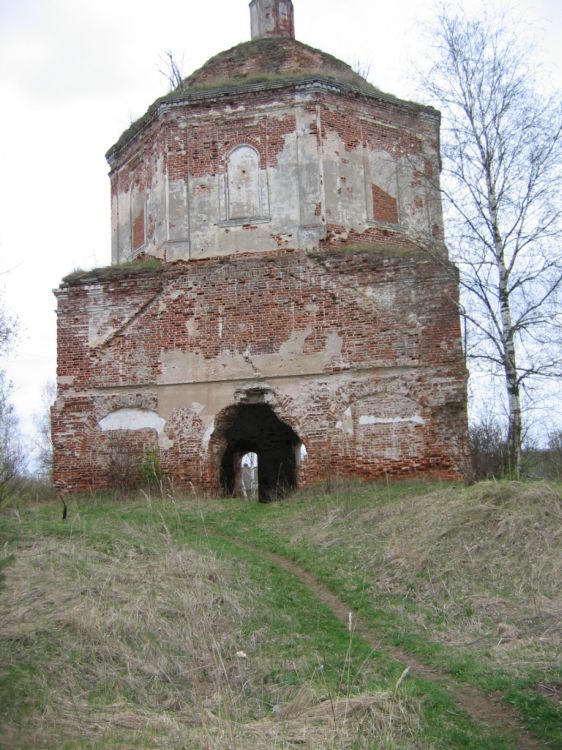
[[183, 37, 370, 90], [106, 37, 408, 161]]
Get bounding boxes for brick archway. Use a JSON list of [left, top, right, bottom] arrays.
[[210, 400, 301, 502]]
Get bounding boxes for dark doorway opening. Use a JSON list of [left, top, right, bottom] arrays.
[[219, 404, 300, 502]]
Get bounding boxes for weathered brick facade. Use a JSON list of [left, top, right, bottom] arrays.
[[53, 0, 468, 498]]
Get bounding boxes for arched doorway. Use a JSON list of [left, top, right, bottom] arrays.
[[217, 403, 301, 501]]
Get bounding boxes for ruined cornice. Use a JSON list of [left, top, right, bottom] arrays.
[[58, 246, 455, 290], [107, 76, 438, 166]]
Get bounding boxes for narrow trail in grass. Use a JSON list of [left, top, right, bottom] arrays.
[[204, 532, 547, 750]]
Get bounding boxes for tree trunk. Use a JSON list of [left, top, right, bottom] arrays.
[[506, 376, 522, 477], [489, 175, 522, 478], [498, 255, 522, 477]]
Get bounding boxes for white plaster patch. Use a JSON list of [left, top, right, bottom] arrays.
[[358, 285, 396, 308], [158, 434, 173, 450], [89, 319, 118, 349], [99, 408, 166, 434], [186, 318, 198, 337], [202, 419, 216, 450], [370, 150, 398, 199], [340, 406, 354, 435], [159, 328, 343, 385], [359, 415, 425, 426]]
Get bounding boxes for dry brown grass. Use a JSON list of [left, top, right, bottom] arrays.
[[202, 691, 422, 749], [1, 534, 251, 748], [0, 510, 423, 749], [280, 481, 562, 678]]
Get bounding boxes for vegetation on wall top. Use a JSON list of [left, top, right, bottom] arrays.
[[62, 257, 162, 286]]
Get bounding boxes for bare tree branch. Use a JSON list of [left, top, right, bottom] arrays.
[[158, 49, 184, 91]]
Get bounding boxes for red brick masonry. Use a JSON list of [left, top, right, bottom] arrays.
[[53, 248, 468, 494]]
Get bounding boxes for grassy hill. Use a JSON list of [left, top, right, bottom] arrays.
[[0, 480, 560, 749]]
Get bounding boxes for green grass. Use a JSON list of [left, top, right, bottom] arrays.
[[62, 257, 162, 285], [171, 479, 562, 746], [1, 480, 560, 748]]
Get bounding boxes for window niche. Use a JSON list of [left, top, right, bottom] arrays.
[[366, 150, 400, 226], [219, 145, 270, 224], [130, 184, 147, 253]]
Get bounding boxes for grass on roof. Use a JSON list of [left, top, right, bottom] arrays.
[[62, 257, 162, 286]]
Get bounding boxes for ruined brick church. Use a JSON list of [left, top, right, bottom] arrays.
[[52, 0, 468, 499]]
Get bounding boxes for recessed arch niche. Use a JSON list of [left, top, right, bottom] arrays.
[[222, 144, 270, 222]]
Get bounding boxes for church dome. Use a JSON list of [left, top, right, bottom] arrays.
[[179, 36, 373, 93], [179, 0, 379, 96], [107, 3, 405, 160]]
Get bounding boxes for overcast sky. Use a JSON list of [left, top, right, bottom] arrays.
[[0, 0, 561, 461]]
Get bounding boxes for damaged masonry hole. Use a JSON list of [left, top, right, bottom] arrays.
[[218, 403, 303, 502]]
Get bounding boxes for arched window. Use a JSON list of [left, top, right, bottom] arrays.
[[226, 145, 264, 220]]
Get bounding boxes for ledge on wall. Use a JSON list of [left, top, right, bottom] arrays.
[[62, 257, 163, 286]]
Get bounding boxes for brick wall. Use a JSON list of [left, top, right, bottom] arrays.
[[109, 86, 444, 264], [59, 38, 466, 498], [53, 249, 468, 494]]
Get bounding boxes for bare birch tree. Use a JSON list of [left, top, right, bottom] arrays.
[[422, 9, 562, 476]]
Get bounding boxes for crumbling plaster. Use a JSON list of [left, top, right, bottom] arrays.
[[109, 91, 444, 265], [53, 2, 467, 496], [53, 248, 468, 494]]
